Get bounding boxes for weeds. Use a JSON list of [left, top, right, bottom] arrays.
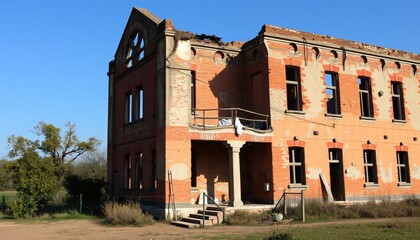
[[226, 210, 272, 225], [103, 202, 154, 226]]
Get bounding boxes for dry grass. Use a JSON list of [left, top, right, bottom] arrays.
[[103, 202, 154, 226]]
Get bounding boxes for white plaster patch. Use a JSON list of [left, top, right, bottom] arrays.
[[412, 165, 420, 179], [345, 166, 363, 180], [176, 40, 191, 60], [305, 123, 315, 138], [371, 70, 389, 121], [307, 167, 322, 180], [404, 78, 420, 130], [303, 64, 323, 116], [379, 160, 393, 183], [169, 163, 189, 180], [284, 130, 290, 137]]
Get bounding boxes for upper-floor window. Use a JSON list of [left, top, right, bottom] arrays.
[[363, 150, 378, 184], [125, 92, 133, 124], [126, 31, 145, 68], [396, 151, 410, 184], [137, 86, 144, 120], [325, 72, 341, 115], [391, 81, 405, 121], [359, 77, 374, 118], [191, 71, 196, 115], [286, 66, 302, 111], [289, 147, 306, 185]]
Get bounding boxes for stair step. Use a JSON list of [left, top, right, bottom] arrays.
[[180, 217, 213, 225], [206, 206, 225, 212], [197, 210, 223, 219], [170, 220, 200, 228], [189, 213, 219, 224]]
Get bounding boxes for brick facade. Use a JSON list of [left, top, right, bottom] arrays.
[[108, 8, 420, 218]]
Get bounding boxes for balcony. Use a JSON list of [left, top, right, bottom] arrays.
[[190, 108, 272, 133]]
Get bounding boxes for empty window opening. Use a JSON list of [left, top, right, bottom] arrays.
[[359, 77, 374, 118], [361, 55, 368, 64], [151, 149, 157, 190], [125, 154, 132, 189], [325, 72, 341, 114], [126, 32, 145, 67], [135, 152, 143, 190], [289, 147, 306, 185], [392, 81, 405, 120], [125, 92, 133, 124], [397, 151, 410, 184], [191, 71, 196, 115], [286, 66, 302, 111], [137, 86, 144, 120], [363, 150, 378, 184], [380, 59, 386, 71], [328, 148, 345, 201]]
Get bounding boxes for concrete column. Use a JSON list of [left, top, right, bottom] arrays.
[[224, 140, 246, 207]]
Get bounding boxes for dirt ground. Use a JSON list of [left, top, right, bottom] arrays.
[[0, 218, 418, 240]]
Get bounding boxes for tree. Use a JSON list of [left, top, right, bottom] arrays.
[[8, 121, 100, 185], [7, 137, 57, 217], [70, 150, 107, 180], [0, 159, 16, 190]]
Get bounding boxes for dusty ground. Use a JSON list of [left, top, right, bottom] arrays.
[[0, 218, 418, 240]]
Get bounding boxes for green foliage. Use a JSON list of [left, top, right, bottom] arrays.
[[0, 160, 16, 190], [8, 121, 100, 185], [9, 148, 57, 217], [103, 202, 154, 226], [64, 174, 106, 204]]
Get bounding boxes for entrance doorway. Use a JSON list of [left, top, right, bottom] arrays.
[[328, 148, 345, 201]]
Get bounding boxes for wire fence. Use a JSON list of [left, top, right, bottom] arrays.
[[1, 193, 105, 216]]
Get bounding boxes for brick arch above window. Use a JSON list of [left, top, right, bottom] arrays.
[[362, 142, 377, 150], [323, 64, 340, 72], [395, 145, 408, 152], [283, 58, 302, 67], [287, 139, 305, 147], [356, 69, 372, 78], [388, 73, 403, 82], [326, 141, 344, 149]]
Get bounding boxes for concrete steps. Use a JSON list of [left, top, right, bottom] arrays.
[[170, 206, 225, 228]]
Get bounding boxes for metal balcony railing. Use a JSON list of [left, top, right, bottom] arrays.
[[191, 108, 271, 131]]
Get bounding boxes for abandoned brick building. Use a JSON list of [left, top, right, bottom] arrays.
[[107, 8, 420, 218]]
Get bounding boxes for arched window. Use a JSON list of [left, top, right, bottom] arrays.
[[126, 31, 145, 67]]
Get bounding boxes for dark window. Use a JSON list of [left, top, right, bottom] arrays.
[[191, 71, 196, 115], [359, 77, 374, 118], [325, 72, 341, 114], [286, 66, 302, 111], [125, 92, 133, 124], [151, 149, 157, 190], [363, 150, 378, 184], [125, 154, 132, 189], [135, 152, 143, 190], [397, 151, 410, 183], [289, 147, 306, 185], [137, 86, 144, 120], [391, 82, 405, 120]]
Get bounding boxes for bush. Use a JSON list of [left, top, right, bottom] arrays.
[[103, 202, 154, 226]]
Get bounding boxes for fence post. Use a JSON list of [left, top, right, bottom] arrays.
[[79, 194, 83, 214], [202, 192, 205, 228], [301, 190, 305, 223]]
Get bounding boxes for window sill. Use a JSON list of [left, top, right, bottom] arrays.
[[364, 183, 379, 188], [191, 187, 199, 192], [325, 113, 343, 118], [359, 116, 376, 121], [398, 182, 412, 187], [288, 184, 308, 189], [392, 119, 407, 124], [285, 110, 305, 115]]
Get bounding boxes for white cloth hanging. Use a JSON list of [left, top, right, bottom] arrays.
[[234, 117, 243, 135]]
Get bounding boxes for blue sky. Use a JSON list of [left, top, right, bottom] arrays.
[[1, 0, 419, 158]]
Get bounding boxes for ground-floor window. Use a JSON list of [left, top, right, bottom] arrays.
[[363, 150, 378, 184], [397, 151, 410, 184], [288, 147, 306, 185]]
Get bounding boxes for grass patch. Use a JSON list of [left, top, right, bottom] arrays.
[[226, 210, 272, 225], [103, 202, 154, 226]]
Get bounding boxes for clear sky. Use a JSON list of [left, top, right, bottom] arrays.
[[1, 0, 419, 158]]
